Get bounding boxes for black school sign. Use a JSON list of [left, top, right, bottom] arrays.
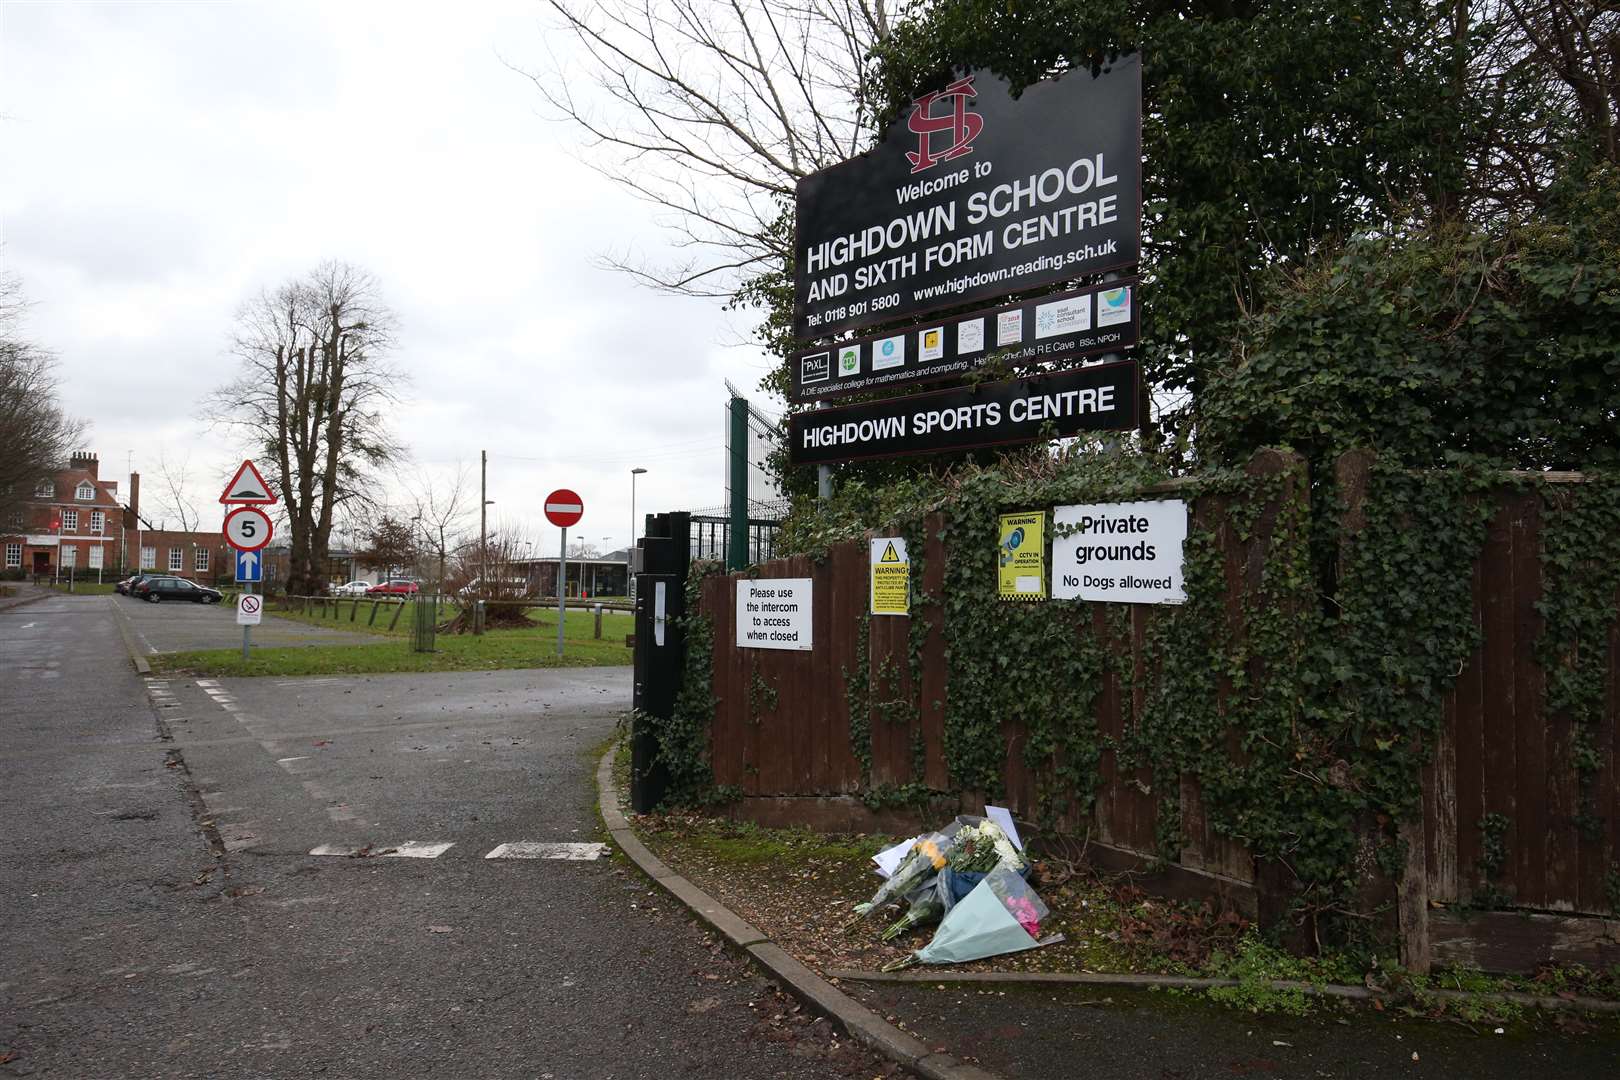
[[789, 362, 1140, 466], [794, 55, 1141, 340]]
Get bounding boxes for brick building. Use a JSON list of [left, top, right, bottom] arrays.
[[2, 451, 229, 584], [4, 452, 124, 578]]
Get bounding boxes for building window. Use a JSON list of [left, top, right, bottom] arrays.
[[168, 548, 184, 572], [195, 548, 210, 572], [76, 481, 95, 501], [61, 544, 77, 568], [90, 510, 104, 534], [62, 509, 78, 532], [141, 546, 156, 569], [89, 545, 104, 569], [4, 543, 19, 569], [35, 480, 53, 498]]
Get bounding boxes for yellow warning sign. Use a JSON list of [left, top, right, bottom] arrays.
[[997, 511, 1046, 600], [870, 536, 910, 615]]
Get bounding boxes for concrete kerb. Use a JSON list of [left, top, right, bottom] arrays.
[[594, 748, 1005, 1080], [828, 969, 1620, 1017], [108, 596, 154, 674]]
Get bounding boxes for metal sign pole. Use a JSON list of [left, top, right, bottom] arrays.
[[556, 526, 567, 657], [242, 581, 252, 661]]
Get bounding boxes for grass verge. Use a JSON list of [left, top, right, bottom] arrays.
[[150, 614, 633, 677], [632, 813, 1620, 1031]]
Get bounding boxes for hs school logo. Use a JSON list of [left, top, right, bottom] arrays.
[[906, 76, 983, 174]]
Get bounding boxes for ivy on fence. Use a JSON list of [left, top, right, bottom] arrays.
[[654, 443, 1620, 936]]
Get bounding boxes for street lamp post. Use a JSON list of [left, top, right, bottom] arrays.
[[629, 467, 647, 601]]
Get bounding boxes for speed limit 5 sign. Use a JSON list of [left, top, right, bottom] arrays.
[[223, 505, 274, 552]]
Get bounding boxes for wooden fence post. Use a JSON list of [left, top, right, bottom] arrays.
[[1337, 449, 1431, 973], [387, 601, 404, 631]]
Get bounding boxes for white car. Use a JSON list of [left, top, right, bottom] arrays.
[[333, 580, 373, 597]]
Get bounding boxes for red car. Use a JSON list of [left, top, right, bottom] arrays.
[[365, 578, 420, 597]]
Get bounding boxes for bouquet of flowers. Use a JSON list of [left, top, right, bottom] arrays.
[[934, 818, 1028, 911], [880, 890, 944, 942], [883, 865, 1055, 972], [844, 828, 954, 928]]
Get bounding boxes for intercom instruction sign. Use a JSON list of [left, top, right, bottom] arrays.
[[1052, 500, 1188, 605], [737, 578, 814, 650]]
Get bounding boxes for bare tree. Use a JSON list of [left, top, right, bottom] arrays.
[[440, 523, 540, 632], [1501, 1, 1619, 167], [408, 465, 475, 592], [522, 0, 893, 297], [0, 270, 83, 528], [207, 261, 406, 597], [153, 449, 201, 533]]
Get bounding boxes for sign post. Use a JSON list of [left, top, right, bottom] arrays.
[[545, 489, 585, 658], [220, 460, 278, 663]]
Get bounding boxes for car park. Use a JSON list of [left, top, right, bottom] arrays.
[[133, 576, 224, 604], [365, 578, 420, 597]]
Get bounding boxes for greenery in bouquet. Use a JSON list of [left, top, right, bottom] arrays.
[[845, 831, 951, 927], [880, 891, 944, 942]]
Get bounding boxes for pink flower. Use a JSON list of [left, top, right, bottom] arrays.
[[1006, 896, 1041, 938]]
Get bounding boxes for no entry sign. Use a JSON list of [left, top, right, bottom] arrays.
[[544, 489, 584, 528]]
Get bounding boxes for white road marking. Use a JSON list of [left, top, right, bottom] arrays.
[[195, 680, 219, 688], [484, 842, 610, 860], [276, 756, 309, 765], [308, 841, 455, 858], [386, 841, 455, 858]]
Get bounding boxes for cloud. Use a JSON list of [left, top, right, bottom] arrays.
[[0, 0, 779, 555]]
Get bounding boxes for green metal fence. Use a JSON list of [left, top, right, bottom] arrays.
[[411, 593, 437, 653]]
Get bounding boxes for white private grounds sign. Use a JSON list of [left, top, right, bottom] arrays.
[[1052, 500, 1188, 605]]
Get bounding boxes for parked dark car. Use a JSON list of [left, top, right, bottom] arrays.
[[117, 572, 159, 595], [133, 576, 223, 604], [366, 579, 420, 597]]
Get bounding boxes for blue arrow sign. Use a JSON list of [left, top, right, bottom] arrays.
[[235, 549, 263, 583]]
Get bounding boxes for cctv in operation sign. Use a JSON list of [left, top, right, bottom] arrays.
[[793, 55, 1141, 340]]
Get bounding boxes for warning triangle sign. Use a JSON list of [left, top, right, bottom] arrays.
[[880, 541, 901, 563], [219, 459, 277, 505]]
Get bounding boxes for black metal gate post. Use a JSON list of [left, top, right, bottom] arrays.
[[630, 511, 690, 813]]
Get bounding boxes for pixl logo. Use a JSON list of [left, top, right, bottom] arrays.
[[906, 76, 983, 174]]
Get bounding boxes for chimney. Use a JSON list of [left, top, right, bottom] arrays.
[[70, 450, 99, 479], [129, 471, 140, 519]]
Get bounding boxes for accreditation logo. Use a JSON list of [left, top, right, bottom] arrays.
[[838, 345, 861, 377], [801, 352, 831, 385], [1096, 286, 1131, 327], [872, 335, 905, 370]]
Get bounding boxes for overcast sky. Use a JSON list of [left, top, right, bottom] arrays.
[[1, 0, 780, 557]]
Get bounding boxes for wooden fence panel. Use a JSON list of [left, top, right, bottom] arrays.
[[920, 515, 950, 791], [697, 461, 1615, 922]]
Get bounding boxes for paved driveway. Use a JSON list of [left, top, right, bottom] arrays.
[[1, 595, 894, 1079], [110, 591, 389, 653]]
